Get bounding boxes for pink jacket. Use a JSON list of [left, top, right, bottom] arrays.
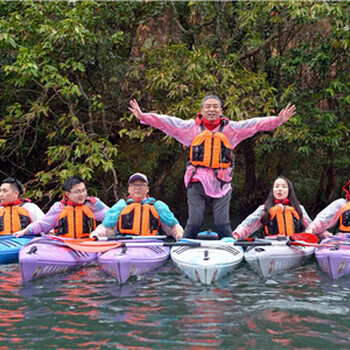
[[233, 204, 312, 239], [141, 113, 282, 198], [307, 199, 347, 237]]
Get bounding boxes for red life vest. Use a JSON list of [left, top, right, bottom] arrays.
[[0, 200, 32, 235], [339, 202, 350, 232], [54, 198, 96, 238], [264, 205, 303, 237], [118, 201, 160, 236]]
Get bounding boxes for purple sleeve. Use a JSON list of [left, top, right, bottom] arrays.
[[86, 198, 109, 222], [28, 202, 63, 234]]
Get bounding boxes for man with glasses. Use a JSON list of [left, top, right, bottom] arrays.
[[91, 172, 183, 240], [0, 177, 45, 235], [14, 175, 109, 238]]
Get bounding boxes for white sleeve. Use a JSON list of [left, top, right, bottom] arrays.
[[23, 202, 45, 222]]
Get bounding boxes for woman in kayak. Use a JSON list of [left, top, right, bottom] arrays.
[[306, 179, 350, 239], [90, 172, 184, 240], [13, 175, 109, 238], [232, 176, 312, 240]]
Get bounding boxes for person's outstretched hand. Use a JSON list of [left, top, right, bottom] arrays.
[[129, 99, 143, 120], [278, 103, 296, 124]]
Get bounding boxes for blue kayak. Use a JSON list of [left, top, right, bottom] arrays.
[[0, 236, 33, 264]]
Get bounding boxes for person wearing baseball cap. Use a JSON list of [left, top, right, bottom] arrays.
[[128, 172, 149, 185], [91, 172, 183, 240]]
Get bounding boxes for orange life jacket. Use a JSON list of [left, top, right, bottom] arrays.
[[339, 202, 350, 232], [189, 124, 232, 170], [118, 201, 160, 236], [0, 202, 32, 235], [55, 202, 96, 238], [264, 205, 303, 237]]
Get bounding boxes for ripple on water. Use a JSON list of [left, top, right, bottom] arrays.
[[1, 259, 350, 348]]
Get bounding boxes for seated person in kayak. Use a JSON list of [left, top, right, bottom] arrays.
[[91, 172, 184, 240], [232, 176, 312, 240], [306, 179, 350, 239], [0, 177, 45, 235], [14, 175, 109, 238]]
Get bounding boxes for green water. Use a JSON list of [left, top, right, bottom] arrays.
[[0, 259, 349, 349]]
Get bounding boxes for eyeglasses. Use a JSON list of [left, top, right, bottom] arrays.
[[129, 184, 148, 189], [69, 189, 87, 195]]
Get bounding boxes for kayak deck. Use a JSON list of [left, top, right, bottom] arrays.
[[171, 241, 243, 285]]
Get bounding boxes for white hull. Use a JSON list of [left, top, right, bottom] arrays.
[[244, 239, 315, 277], [171, 241, 243, 285]]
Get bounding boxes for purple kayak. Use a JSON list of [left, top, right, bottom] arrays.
[[19, 236, 97, 282], [315, 233, 350, 279], [97, 239, 170, 284]]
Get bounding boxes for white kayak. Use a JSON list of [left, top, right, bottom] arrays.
[[244, 237, 315, 278], [170, 239, 243, 285]]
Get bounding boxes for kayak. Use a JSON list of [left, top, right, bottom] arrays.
[[19, 236, 97, 282], [97, 239, 170, 284], [170, 239, 244, 285], [0, 235, 33, 265], [244, 237, 315, 278], [315, 233, 350, 279]]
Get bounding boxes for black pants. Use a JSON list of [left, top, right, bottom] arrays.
[[184, 182, 233, 239]]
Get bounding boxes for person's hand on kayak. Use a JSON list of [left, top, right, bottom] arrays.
[[174, 225, 184, 241], [90, 224, 115, 239], [13, 228, 29, 238], [322, 231, 333, 239]]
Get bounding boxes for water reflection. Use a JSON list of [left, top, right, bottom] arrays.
[[0, 260, 350, 348]]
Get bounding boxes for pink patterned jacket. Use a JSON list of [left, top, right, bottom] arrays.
[[140, 113, 282, 198]]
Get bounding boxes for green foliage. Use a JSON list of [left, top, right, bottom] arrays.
[[0, 0, 349, 218]]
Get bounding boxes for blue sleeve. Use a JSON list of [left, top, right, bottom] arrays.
[[102, 199, 127, 228], [154, 200, 179, 227]]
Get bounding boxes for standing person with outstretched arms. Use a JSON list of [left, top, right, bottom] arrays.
[[129, 96, 296, 240], [306, 179, 350, 239], [14, 176, 109, 238]]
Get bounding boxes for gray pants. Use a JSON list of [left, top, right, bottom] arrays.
[[184, 182, 233, 239]]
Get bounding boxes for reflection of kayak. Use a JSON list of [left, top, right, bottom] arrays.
[[315, 233, 350, 279], [97, 239, 170, 284], [170, 239, 244, 285], [19, 236, 97, 282], [0, 236, 33, 265], [244, 237, 315, 278]]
